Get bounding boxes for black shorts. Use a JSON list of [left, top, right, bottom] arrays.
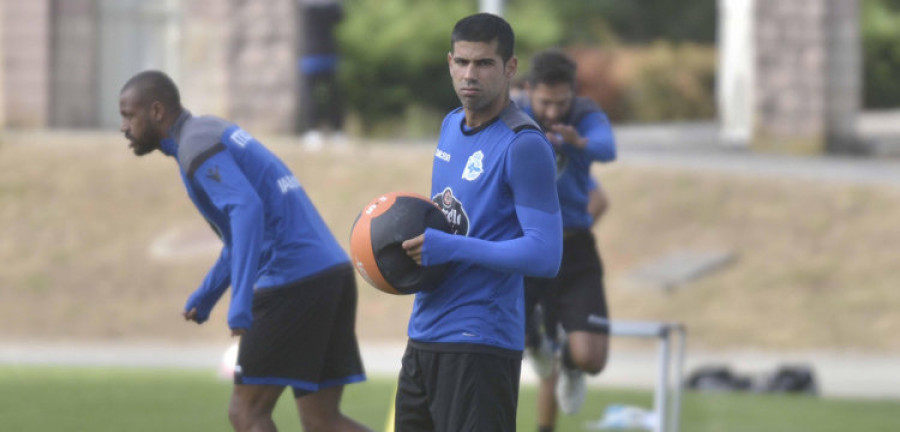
[[394, 341, 521, 432], [234, 264, 366, 398], [525, 230, 609, 346]]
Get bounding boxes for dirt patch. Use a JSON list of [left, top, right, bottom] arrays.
[[2, 131, 899, 353]]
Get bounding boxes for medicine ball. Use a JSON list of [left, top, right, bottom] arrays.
[[350, 191, 452, 295]]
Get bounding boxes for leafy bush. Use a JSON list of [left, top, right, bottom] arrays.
[[337, 0, 562, 136], [551, 0, 717, 45], [624, 42, 716, 122], [862, 0, 900, 108], [569, 43, 716, 123]]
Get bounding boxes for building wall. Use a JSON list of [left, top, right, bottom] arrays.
[[753, 0, 860, 153], [824, 0, 861, 153], [96, 0, 182, 129], [180, 0, 230, 118], [0, 0, 5, 128], [49, 0, 99, 128], [224, 0, 298, 133], [1, 0, 299, 134], [2, 0, 51, 128]]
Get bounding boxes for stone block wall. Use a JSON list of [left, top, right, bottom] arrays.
[[49, 0, 99, 128], [0, 1, 5, 128], [753, 0, 860, 153], [1, 0, 300, 134], [180, 0, 230, 118], [2, 0, 51, 128], [824, 0, 861, 153], [224, 0, 298, 134]]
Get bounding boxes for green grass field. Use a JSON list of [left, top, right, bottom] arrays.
[[1, 366, 897, 431]]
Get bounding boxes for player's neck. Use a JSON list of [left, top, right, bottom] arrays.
[[161, 108, 187, 137], [464, 95, 510, 129]]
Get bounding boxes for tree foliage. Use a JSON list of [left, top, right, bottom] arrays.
[[550, 0, 717, 45], [337, 0, 562, 132], [862, 0, 900, 108]]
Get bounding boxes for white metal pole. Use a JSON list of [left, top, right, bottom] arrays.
[[479, 0, 504, 16], [655, 329, 671, 432], [669, 327, 687, 432]]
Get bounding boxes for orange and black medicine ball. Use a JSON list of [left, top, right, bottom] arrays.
[[350, 192, 452, 295]]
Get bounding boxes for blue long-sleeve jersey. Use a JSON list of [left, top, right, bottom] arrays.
[[159, 111, 349, 331], [517, 96, 617, 229], [409, 103, 563, 352]]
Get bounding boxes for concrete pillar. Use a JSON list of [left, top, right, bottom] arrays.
[[225, 0, 298, 134], [717, 0, 756, 146], [180, 0, 229, 118], [49, 0, 99, 128], [824, 0, 861, 153], [751, 0, 860, 153], [2, 0, 51, 128], [0, 0, 5, 128], [480, 0, 504, 16]]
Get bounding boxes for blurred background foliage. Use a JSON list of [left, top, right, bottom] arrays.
[[862, 0, 900, 109], [337, 0, 900, 137]]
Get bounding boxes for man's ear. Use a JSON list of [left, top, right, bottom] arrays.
[[150, 101, 165, 123], [505, 56, 518, 79]]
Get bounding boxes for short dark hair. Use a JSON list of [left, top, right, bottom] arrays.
[[451, 13, 515, 63], [121, 70, 182, 112], [527, 49, 577, 87]]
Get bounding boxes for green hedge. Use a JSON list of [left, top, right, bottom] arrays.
[[862, 0, 900, 108], [336, 1, 900, 136], [337, 0, 562, 135]]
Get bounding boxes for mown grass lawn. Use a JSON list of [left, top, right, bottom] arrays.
[[1, 366, 897, 431]]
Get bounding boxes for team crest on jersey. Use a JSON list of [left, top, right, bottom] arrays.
[[461, 150, 484, 181], [433, 187, 469, 235], [206, 165, 222, 183]]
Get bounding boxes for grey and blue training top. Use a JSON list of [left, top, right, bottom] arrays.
[[159, 111, 349, 331]]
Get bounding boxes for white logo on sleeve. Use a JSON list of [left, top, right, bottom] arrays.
[[277, 175, 301, 194], [230, 128, 253, 148], [462, 150, 484, 181], [435, 148, 451, 162]]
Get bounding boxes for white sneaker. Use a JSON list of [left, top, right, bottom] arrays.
[[525, 337, 555, 379], [302, 130, 324, 151], [556, 362, 586, 414]]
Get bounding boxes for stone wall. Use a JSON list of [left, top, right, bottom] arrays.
[[224, 0, 298, 134], [753, 0, 860, 153], [0, 0, 300, 134], [49, 0, 99, 128], [2, 0, 51, 128], [175, 0, 300, 134], [0, 1, 5, 128], [824, 0, 861, 153], [180, 0, 230, 118]]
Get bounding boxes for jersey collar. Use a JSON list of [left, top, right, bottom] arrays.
[[159, 110, 192, 156]]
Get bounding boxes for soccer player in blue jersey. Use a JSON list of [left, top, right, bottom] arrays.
[[397, 13, 563, 432], [118, 71, 372, 432], [515, 49, 617, 430]]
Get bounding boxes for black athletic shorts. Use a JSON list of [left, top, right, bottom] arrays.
[[234, 264, 366, 398], [394, 341, 521, 432], [525, 230, 609, 347]]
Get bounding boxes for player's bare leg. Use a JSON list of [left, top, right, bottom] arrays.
[[296, 385, 373, 432], [229, 384, 283, 432], [557, 331, 609, 414], [537, 373, 559, 431], [568, 331, 609, 374]]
